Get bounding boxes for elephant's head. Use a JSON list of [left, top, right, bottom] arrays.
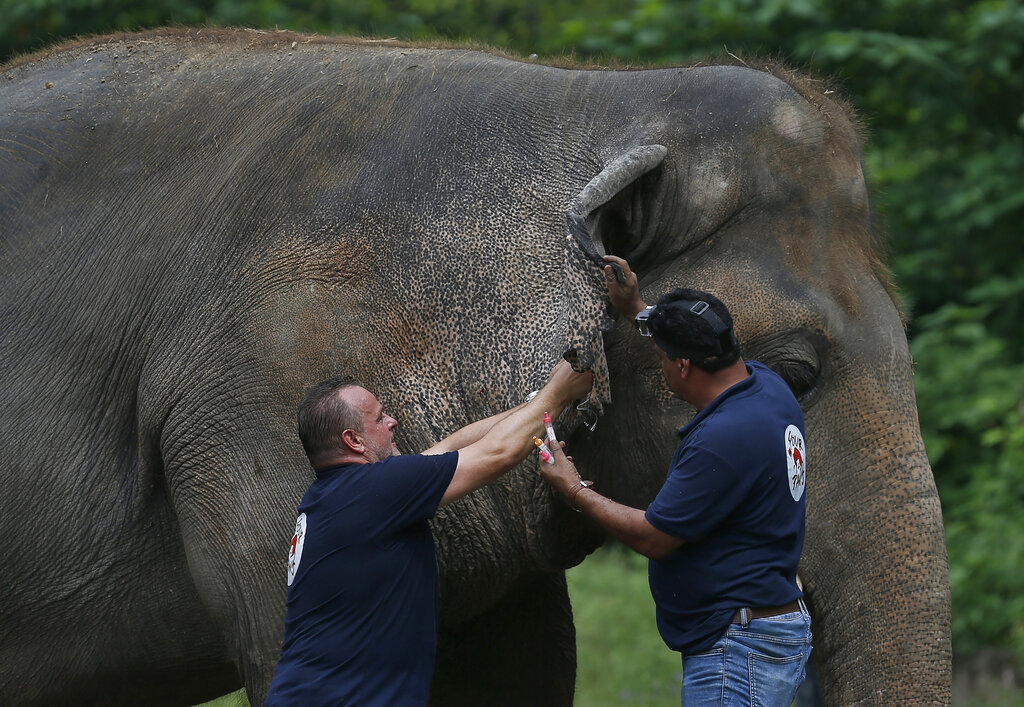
[[564, 66, 951, 704]]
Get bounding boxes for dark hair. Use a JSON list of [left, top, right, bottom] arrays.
[[647, 288, 741, 372], [297, 376, 362, 466]]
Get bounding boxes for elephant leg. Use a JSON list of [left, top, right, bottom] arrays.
[[169, 491, 286, 706], [432, 571, 576, 706], [161, 443, 295, 706]]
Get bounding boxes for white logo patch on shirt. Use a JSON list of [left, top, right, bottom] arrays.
[[785, 425, 807, 501], [287, 513, 307, 586]]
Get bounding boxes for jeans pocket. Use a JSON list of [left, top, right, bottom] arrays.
[[749, 650, 805, 707], [682, 645, 727, 706]]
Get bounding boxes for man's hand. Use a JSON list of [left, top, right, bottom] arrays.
[[603, 255, 647, 320], [538, 434, 587, 504], [544, 359, 594, 403]]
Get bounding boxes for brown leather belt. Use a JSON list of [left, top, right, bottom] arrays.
[[731, 600, 802, 624]]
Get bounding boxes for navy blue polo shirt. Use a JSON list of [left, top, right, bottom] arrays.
[[267, 451, 458, 706], [645, 361, 806, 655]]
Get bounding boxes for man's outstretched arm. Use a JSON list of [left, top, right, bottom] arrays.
[[539, 434, 684, 560], [437, 360, 593, 507], [421, 402, 526, 456]]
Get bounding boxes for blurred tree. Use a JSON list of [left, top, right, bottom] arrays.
[[911, 282, 1024, 658]]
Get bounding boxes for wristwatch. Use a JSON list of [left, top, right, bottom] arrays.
[[634, 306, 656, 337]]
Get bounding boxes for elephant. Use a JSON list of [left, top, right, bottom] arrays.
[[0, 28, 950, 705]]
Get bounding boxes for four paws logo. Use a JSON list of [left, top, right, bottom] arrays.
[[784, 425, 807, 502], [287, 513, 307, 586]]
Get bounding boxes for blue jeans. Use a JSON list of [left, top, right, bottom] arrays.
[[680, 602, 812, 706]]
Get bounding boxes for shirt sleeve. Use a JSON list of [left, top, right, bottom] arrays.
[[368, 451, 458, 530], [645, 444, 754, 543]]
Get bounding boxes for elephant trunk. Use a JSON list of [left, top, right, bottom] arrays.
[[803, 385, 951, 704]]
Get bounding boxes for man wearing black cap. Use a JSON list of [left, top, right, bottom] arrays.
[[539, 255, 811, 706]]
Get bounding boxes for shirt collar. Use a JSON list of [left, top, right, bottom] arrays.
[[677, 363, 758, 439], [314, 462, 358, 479]]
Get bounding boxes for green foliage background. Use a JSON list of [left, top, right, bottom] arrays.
[[4, 0, 1022, 672]]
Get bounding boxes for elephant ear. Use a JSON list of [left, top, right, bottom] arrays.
[[567, 144, 668, 283], [558, 145, 669, 427]]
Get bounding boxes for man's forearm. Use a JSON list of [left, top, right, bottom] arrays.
[[425, 402, 527, 454], [474, 387, 572, 465], [437, 360, 592, 506], [559, 486, 684, 560], [437, 383, 585, 507]]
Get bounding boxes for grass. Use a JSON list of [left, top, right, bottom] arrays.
[[567, 545, 682, 706], [199, 544, 1024, 706], [198, 693, 247, 707]]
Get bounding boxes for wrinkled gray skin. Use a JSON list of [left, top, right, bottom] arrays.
[[0, 29, 950, 706]]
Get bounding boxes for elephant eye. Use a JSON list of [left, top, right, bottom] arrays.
[[748, 328, 827, 406], [773, 361, 818, 400]]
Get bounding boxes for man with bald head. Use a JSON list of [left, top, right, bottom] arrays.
[[267, 361, 593, 706]]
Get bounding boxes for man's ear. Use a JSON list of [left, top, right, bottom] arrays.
[[340, 428, 364, 453], [678, 358, 691, 379]]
